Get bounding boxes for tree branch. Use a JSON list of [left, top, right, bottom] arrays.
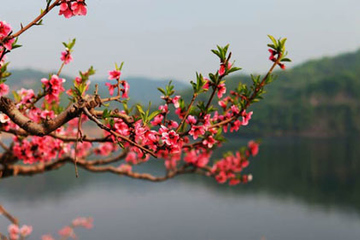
[[0, 97, 81, 136]]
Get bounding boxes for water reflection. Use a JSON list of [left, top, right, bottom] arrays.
[[2, 137, 359, 212], [1, 137, 360, 240]]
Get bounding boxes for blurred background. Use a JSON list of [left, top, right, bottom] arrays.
[[1, 0, 360, 239]]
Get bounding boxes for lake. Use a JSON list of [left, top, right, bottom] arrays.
[[1, 137, 360, 240]]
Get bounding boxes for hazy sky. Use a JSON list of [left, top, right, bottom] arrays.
[[2, 0, 360, 81]]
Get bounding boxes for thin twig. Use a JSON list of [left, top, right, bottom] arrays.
[[9, 0, 62, 39], [82, 107, 156, 157], [0, 205, 18, 225], [176, 93, 197, 132]]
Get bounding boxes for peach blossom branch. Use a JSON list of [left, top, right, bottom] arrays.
[[9, 0, 62, 39]]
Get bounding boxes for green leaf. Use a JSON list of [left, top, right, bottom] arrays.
[[68, 38, 76, 49], [227, 66, 242, 74], [136, 104, 145, 115], [102, 109, 110, 119], [148, 110, 161, 121], [267, 44, 276, 49], [157, 87, 166, 95], [12, 44, 22, 50], [268, 35, 277, 46]]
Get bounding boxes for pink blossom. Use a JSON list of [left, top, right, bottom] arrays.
[[184, 149, 211, 167], [40, 110, 55, 120], [202, 79, 210, 90], [0, 21, 12, 39], [241, 110, 253, 126], [165, 158, 177, 170], [186, 115, 197, 125], [59, 1, 74, 18], [151, 114, 163, 126], [3, 38, 15, 50], [71, 0, 87, 16], [0, 49, 6, 67], [108, 70, 121, 80], [72, 217, 93, 229], [217, 83, 226, 98], [229, 178, 241, 186], [60, 50, 73, 64], [242, 174, 253, 183], [75, 76, 82, 85], [17, 88, 35, 104], [121, 80, 129, 98], [202, 136, 216, 148], [0, 83, 9, 96], [8, 224, 19, 240], [218, 99, 227, 108], [59, 0, 87, 18], [41, 75, 65, 103], [125, 151, 138, 164], [58, 226, 76, 238], [168, 120, 178, 129], [230, 105, 240, 115], [269, 49, 277, 61], [41, 235, 55, 240], [172, 95, 181, 108], [159, 104, 169, 114], [161, 129, 180, 146], [105, 82, 117, 96], [215, 171, 227, 184], [218, 62, 232, 76], [189, 125, 206, 140], [230, 120, 241, 132], [94, 142, 115, 156], [113, 119, 130, 136], [248, 140, 259, 156], [73, 141, 92, 158], [20, 225, 33, 237]]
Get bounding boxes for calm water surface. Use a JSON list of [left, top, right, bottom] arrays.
[[0, 137, 360, 240]]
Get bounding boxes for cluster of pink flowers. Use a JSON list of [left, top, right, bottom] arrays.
[[211, 141, 259, 185], [16, 88, 35, 105], [7, 224, 32, 240], [105, 70, 130, 98], [6, 218, 92, 240], [0, 21, 14, 50], [12, 135, 66, 164], [94, 142, 117, 156], [41, 75, 66, 103], [55, 217, 93, 239], [184, 148, 211, 167], [72, 217, 94, 229], [0, 20, 14, 66], [59, 0, 87, 18]]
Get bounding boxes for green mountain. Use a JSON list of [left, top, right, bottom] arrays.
[[241, 49, 360, 136], [177, 49, 360, 136]]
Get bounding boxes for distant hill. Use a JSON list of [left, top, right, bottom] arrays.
[[244, 49, 360, 136], [178, 49, 360, 137], [6, 69, 189, 105]]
